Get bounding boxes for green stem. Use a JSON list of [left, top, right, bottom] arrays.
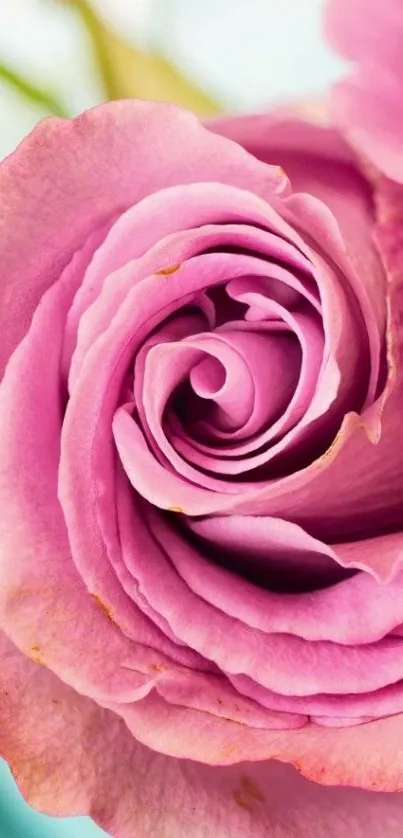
[[67, 0, 121, 100], [0, 61, 69, 118]]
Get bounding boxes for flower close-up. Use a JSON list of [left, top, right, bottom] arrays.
[[1, 1, 403, 837], [1, 96, 403, 835]]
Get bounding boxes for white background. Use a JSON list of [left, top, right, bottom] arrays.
[[0, 0, 346, 159]]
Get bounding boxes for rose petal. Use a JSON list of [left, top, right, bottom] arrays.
[[325, 0, 403, 182], [140, 509, 403, 699], [325, 0, 403, 73], [3, 634, 403, 837], [331, 70, 403, 185], [162, 515, 403, 645], [0, 259, 197, 702], [0, 260, 306, 729], [142, 328, 301, 481], [67, 182, 316, 389], [0, 101, 287, 378], [107, 689, 403, 791], [210, 112, 386, 386], [171, 303, 322, 463], [188, 514, 350, 591], [230, 671, 403, 723]]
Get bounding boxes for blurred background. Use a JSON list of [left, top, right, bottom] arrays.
[[0, 0, 346, 835], [0, 0, 347, 158]]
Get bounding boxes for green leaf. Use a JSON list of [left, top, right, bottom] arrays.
[[62, 0, 222, 116], [0, 61, 69, 118]]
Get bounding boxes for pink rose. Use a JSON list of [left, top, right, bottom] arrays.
[[325, 0, 403, 182], [0, 100, 403, 836]]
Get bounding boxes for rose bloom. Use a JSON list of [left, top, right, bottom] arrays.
[[1, 80, 403, 838]]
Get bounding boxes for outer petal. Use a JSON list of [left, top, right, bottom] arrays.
[[0, 100, 286, 378], [2, 632, 403, 838], [330, 69, 403, 185], [0, 249, 197, 702], [208, 112, 373, 235], [325, 0, 403, 182], [325, 0, 403, 72]]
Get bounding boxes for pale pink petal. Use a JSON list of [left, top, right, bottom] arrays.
[[107, 690, 403, 791], [230, 672, 403, 723], [3, 97, 403, 810], [113, 400, 403, 531], [331, 70, 403, 184], [325, 0, 403, 72], [325, 0, 403, 182], [3, 634, 403, 837]]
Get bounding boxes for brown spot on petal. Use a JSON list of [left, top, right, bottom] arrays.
[[91, 594, 115, 623], [234, 775, 264, 810], [234, 790, 253, 811], [8, 585, 54, 603], [241, 776, 264, 802], [317, 411, 378, 470], [316, 431, 344, 467], [29, 646, 45, 666], [156, 263, 182, 276], [168, 505, 183, 514], [221, 742, 240, 760], [148, 662, 167, 673]]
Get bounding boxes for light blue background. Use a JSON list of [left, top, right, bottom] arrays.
[[0, 0, 344, 834], [0, 759, 108, 837]]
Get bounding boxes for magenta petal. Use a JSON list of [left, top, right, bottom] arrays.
[[114, 407, 224, 510], [334, 532, 403, 583]]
